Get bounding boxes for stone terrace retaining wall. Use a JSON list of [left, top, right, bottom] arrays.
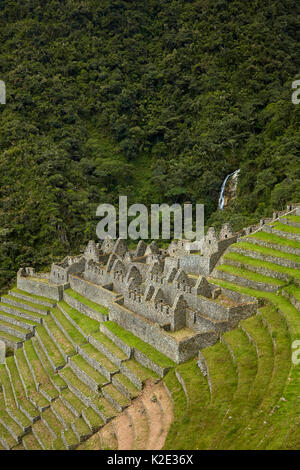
[[69, 274, 118, 307], [109, 300, 218, 365], [17, 275, 65, 301]]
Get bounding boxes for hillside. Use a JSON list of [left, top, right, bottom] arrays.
[[0, 0, 300, 289], [0, 210, 300, 450]]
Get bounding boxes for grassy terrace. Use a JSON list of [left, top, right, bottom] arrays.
[[2, 294, 49, 313], [232, 240, 300, 263], [285, 215, 300, 224], [0, 301, 45, 321], [223, 252, 300, 280], [35, 325, 65, 369], [51, 307, 86, 345], [103, 321, 176, 368], [285, 284, 300, 302], [249, 231, 300, 250], [0, 330, 22, 344], [271, 222, 300, 235], [58, 301, 100, 335], [216, 264, 285, 286], [10, 288, 55, 305], [64, 289, 108, 317], [209, 279, 300, 448], [80, 343, 118, 373]]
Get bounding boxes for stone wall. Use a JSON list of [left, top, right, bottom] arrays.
[[17, 274, 64, 301], [109, 300, 218, 363], [69, 274, 118, 307]]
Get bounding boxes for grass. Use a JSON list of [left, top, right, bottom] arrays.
[[103, 321, 176, 368], [2, 294, 49, 313], [35, 325, 65, 369], [285, 215, 300, 224], [223, 251, 300, 280], [103, 384, 130, 408], [50, 306, 86, 345], [271, 222, 300, 235], [0, 330, 22, 345], [64, 288, 108, 316], [58, 301, 100, 335], [59, 367, 96, 399], [249, 231, 300, 250], [71, 354, 108, 386], [232, 240, 300, 263], [10, 287, 55, 305], [43, 316, 76, 357], [216, 263, 285, 287], [80, 343, 118, 374]]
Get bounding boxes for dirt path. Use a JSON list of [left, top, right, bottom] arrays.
[[78, 380, 174, 450]]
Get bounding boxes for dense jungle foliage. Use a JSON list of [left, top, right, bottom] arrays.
[[0, 0, 299, 289]]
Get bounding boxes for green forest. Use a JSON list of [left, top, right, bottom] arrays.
[[0, 0, 299, 290]]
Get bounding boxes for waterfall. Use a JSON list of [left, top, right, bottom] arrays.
[[218, 169, 240, 210]]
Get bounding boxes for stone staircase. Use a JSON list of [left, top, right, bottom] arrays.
[[0, 287, 174, 450]]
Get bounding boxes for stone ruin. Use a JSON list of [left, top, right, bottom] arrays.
[[17, 219, 261, 363]]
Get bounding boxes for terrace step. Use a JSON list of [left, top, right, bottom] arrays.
[[82, 406, 104, 433], [71, 416, 91, 443], [57, 300, 101, 338], [63, 288, 109, 322], [22, 432, 43, 450], [14, 348, 50, 412], [78, 342, 118, 381], [61, 427, 79, 450], [102, 384, 131, 412], [229, 242, 300, 269], [242, 231, 300, 256], [88, 330, 128, 367], [59, 367, 96, 406], [32, 419, 54, 450], [1, 294, 49, 316], [0, 406, 24, 444], [214, 264, 285, 292], [60, 389, 86, 418], [5, 356, 40, 423], [0, 366, 32, 433], [23, 340, 59, 402], [32, 337, 67, 392], [51, 397, 77, 428], [42, 408, 65, 440], [0, 301, 45, 323], [0, 331, 23, 349], [35, 324, 65, 372], [0, 309, 37, 332], [100, 322, 175, 377], [90, 396, 118, 423], [50, 306, 86, 349], [52, 435, 67, 450], [9, 288, 56, 308], [120, 358, 159, 390], [68, 354, 109, 393], [0, 318, 32, 341], [223, 252, 299, 283], [112, 372, 140, 400], [43, 315, 76, 360], [0, 421, 19, 449]]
